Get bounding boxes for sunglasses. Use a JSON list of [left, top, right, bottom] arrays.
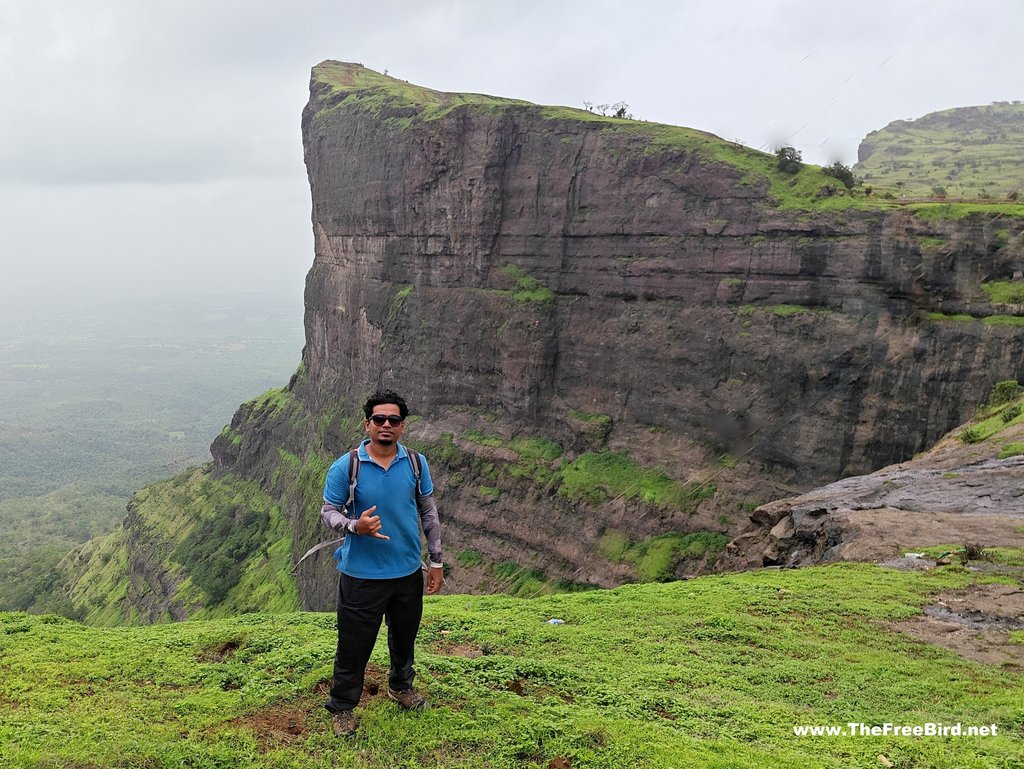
[[368, 414, 405, 426]]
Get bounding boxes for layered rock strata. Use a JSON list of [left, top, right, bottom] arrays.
[[212, 62, 1024, 608]]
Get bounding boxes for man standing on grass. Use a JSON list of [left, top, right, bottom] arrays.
[[319, 390, 445, 738]]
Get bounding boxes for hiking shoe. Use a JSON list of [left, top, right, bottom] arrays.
[[387, 688, 426, 710], [331, 710, 357, 738]]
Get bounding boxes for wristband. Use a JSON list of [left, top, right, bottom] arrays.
[[429, 562, 444, 569]]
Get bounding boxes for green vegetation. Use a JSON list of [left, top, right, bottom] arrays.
[[490, 562, 552, 597], [981, 280, 1024, 305], [461, 430, 563, 462], [63, 468, 299, 625], [456, 549, 484, 568], [998, 442, 1024, 459], [500, 264, 556, 303], [775, 145, 803, 174], [2, 563, 1022, 767], [171, 490, 272, 605], [855, 103, 1024, 199], [559, 451, 715, 512], [917, 544, 1024, 567], [907, 201, 1024, 220], [601, 530, 728, 582], [956, 380, 1024, 446], [916, 236, 948, 250], [989, 380, 1023, 407], [312, 61, 531, 126], [927, 312, 1024, 326]]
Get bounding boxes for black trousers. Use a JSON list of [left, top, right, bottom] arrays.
[[326, 569, 424, 713]]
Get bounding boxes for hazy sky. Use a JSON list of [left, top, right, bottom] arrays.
[[2, 0, 1021, 312]]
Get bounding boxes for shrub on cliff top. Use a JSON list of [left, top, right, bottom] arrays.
[[775, 145, 803, 174]]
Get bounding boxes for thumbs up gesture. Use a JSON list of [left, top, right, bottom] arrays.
[[355, 505, 389, 539]]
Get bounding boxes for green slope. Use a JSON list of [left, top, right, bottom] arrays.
[[62, 466, 300, 625], [311, 61, 874, 212], [2, 563, 1021, 768], [855, 103, 1024, 199]]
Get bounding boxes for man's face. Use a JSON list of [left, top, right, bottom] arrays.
[[365, 403, 405, 446]]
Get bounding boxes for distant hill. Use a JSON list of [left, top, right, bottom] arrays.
[[855, 102, 1024, 199]]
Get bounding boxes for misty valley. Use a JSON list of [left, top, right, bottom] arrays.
[[0, 293, 303, 615]]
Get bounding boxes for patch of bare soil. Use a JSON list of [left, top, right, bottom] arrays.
[[233, 705, 309, 747], [887, 582, 1024, 670], [230, 663, 390, 750], [434, 642, 484, 658]]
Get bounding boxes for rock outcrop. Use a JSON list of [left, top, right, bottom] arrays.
[[724, 400, 1024, 568]]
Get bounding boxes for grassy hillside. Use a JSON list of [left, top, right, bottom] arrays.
[[855, 103, 1024, 199], [62, 467, 300, 625], [2, 563, 1021, 768]]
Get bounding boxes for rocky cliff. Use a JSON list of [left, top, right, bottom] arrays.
[[64, 62, 1024, 619], [208, 62, 1024, 610]]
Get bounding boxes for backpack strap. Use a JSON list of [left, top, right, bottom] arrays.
[[407, 447, 423, 495], [344, 448, 360, 514]]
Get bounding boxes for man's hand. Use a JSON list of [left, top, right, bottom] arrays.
[[426, 566, 444, 595], [354, 506, 389, 539]]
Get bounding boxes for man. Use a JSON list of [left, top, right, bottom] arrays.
[[319, 390, 444, 738]]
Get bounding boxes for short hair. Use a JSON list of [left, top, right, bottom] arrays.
[[363, 390, 409, 420]]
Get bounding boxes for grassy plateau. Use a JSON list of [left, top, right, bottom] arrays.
[[1, 563, 1021, 768]]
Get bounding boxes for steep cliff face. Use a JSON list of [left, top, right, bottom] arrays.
[[203, 62, 1024, 610]]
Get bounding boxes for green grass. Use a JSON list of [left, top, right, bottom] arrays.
[[927, 312, 1024, 326], [500, 264, 556, 303], [601, 531, 729, 582], [917, 237, 949, 250], [907, 202, 1024, 220], [1, 563, 1022, 768], [956, 389, 1024, 445], [854, 103, 1024, 199], [559, 451, 715, 512], [63, 468, 300, 625], [978, 280, 1024, 305], [461, 430, 563, 462], [917, 545, 1024, 568]]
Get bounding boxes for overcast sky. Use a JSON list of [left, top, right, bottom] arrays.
[[2, 0, 1021, 314]]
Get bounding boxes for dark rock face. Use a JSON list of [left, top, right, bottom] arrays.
[[214, 63, 1024, 608]]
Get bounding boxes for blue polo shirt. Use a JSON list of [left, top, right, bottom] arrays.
[[323, 440, 434, 579]]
